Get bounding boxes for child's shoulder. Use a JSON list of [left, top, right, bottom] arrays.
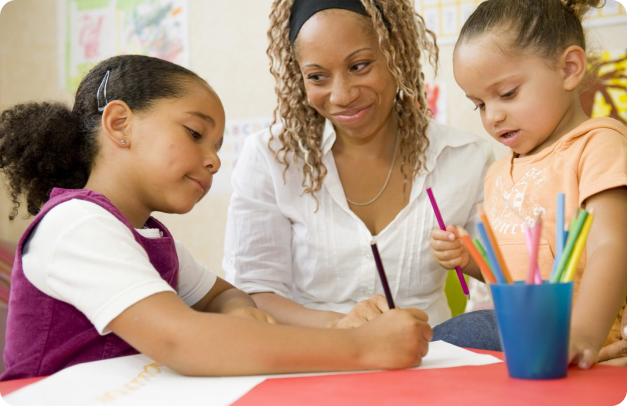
[[562, 117, 627, 151], [35, 198, 120, 235]]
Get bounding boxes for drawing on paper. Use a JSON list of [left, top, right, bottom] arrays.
[[97, 362, 162, 403], [60, 0, 189, 92], [580, 49, 627, 125]]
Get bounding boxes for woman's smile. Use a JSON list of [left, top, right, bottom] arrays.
[[332, 105, 372, 125]]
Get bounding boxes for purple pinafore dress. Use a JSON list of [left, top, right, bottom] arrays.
[[1, 188, 178, 380]]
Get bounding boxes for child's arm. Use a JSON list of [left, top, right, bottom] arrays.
[[430, 225, 484, 281], [569, 187, 627, 368], [107, 292, 432, 376], [191, 277, 276, 324]]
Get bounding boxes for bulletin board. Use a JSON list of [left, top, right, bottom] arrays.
[[56, 0, 190, 92], [416, 0, 627, 45]]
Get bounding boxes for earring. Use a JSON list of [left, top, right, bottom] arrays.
[[120, 140, 126, 145]]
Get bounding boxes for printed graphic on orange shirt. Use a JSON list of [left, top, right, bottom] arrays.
[[580, 49, 627, 126], [489, 168, 547, 236]]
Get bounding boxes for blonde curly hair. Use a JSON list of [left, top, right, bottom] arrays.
[[266, 0, 439, 200]]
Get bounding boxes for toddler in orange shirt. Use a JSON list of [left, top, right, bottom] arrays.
[[431, 0, 627, 369]]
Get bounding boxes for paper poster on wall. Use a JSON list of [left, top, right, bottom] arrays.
[[416, 0, 627, 46], [580, 49, 627, 125], [212, 117, 273, 195], [57, 0, 189, 92], [425, 81, 447, 125]]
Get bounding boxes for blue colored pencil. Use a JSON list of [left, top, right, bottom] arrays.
[[476, 221, 507, 284]]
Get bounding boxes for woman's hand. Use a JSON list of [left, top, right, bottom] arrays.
[[328, 295, 391, 329], [599, 309, 627, 366], [221, 302, 278, 324], [430, 225, 470, 270]]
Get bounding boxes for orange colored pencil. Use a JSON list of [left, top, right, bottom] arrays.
[[457, 226, 497, 284], [477, 205, 513, 283]]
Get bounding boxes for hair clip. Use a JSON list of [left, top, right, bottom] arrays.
[[97, 70, 110, 112]]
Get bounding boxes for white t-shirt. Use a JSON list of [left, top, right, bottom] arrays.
[[22, 199, 217, 335], [224, 120, 494, 327]]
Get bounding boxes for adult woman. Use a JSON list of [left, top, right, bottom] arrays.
[[224, 0, 495, 342]]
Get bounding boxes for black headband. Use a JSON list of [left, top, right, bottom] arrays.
[[289, 0, 369, 45]]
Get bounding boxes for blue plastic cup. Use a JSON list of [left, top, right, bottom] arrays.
[[490, 281, 573, 379]]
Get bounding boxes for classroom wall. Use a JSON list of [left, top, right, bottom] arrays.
[[1, 0, 626, 277]]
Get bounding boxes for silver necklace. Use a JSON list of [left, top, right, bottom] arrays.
[[346, 131, 400, 206]]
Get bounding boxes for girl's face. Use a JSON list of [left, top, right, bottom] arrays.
[[129, 81, 225, 215], [453, 35, 573, 156], [295, 9, 397, 139]]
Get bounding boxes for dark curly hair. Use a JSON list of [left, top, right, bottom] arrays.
[[0, 54, 205, 220]]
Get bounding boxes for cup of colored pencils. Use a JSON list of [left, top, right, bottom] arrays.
[[457, 196, 593, 379]]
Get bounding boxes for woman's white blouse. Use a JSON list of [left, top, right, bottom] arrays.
[[224, 120, 494, 327]]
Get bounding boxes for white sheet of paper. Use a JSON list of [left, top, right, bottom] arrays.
[[4, 341, 501, 406]]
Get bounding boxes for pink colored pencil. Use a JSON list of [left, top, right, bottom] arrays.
[[426, 188, 470, 299], [524, 217, 543, 284]]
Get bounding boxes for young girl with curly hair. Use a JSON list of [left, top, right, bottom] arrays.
[[0, 54, 432, 380]]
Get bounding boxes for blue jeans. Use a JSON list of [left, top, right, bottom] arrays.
[[432, 310, 502, 351]]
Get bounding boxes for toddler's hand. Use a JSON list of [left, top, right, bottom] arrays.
[[329, 295, 390, 329], [598, 308, 627, 366], [430, 225, 470, 270], [353, 307, 432, 370], [224, 305, 278, 324], [569, 338, 598, 369]]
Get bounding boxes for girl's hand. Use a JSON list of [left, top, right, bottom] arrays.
[[430, 225, 470, 270], [222, 303, 278, 324], [599, 309, 627, 366], [569, 338, 598, 369], [353, 308, 433, 369], [328, 295, 390, 329]]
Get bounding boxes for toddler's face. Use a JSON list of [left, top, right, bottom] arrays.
[[453, 35, 572, 156]]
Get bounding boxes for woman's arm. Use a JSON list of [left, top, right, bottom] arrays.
[[251, 292, 344, 327], [190, 277, 276, 324], [251, 292, 393, 328], [107, 292, 432, 376], [569, 187, 627, 368]]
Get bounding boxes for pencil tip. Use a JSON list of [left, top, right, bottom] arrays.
[[465, 294, 471, 300]]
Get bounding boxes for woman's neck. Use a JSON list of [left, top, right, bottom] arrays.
[[332, 114, 399, 159]]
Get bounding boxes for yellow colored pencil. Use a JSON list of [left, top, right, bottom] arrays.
[[561, 212, 594, 283]]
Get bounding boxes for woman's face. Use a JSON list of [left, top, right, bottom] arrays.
[[295, 9, 397, 139]]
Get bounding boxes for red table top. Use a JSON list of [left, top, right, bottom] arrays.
[[1, 350, 626, 406]]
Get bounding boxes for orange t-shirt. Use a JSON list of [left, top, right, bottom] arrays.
[[484, 117, 627, 346]]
